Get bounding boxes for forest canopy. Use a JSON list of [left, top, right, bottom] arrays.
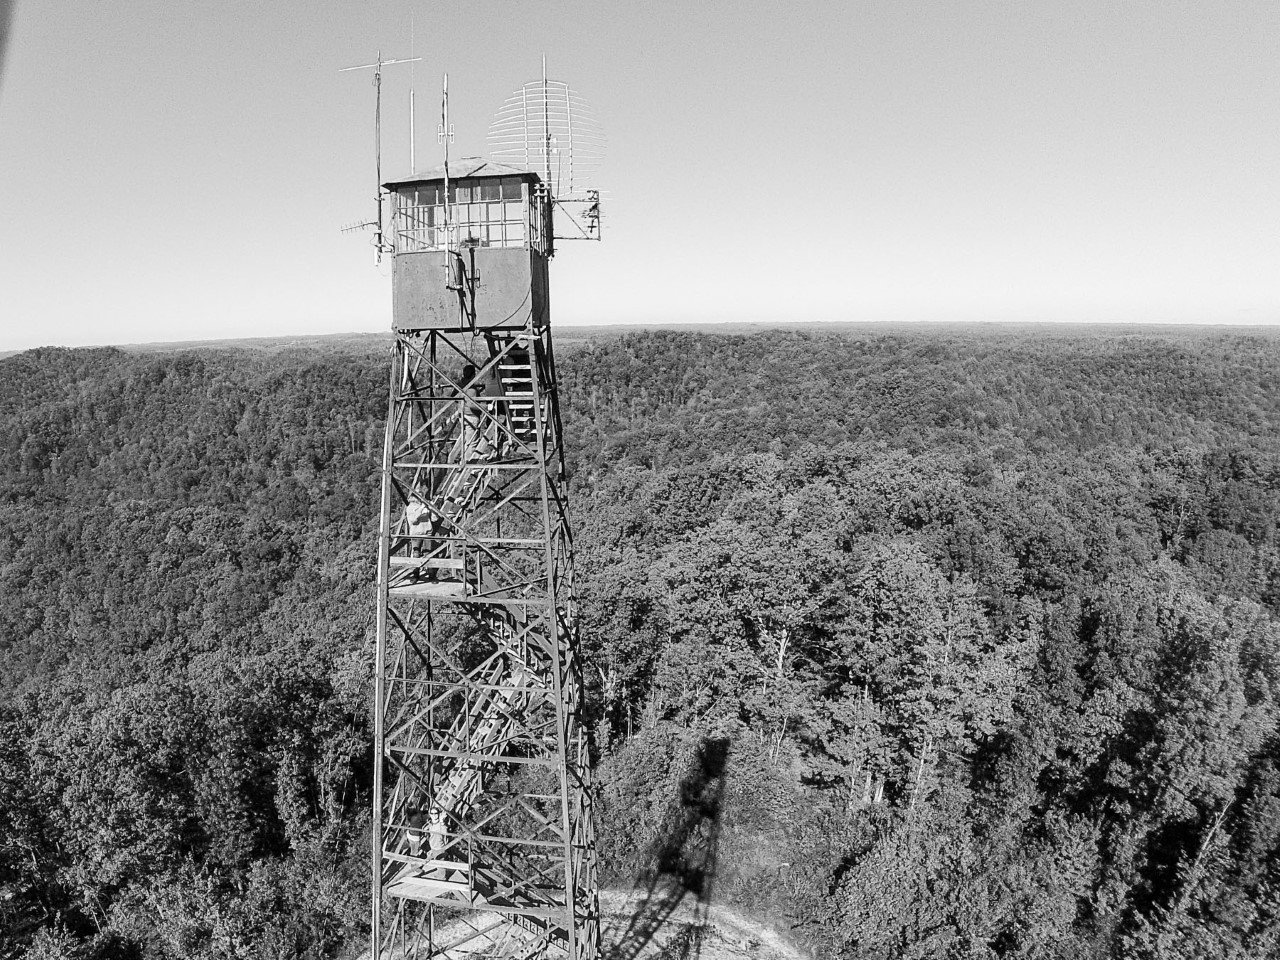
[[1, 327, 1279, 959]]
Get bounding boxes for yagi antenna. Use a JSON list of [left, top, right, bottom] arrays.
[[340, 52, 422, 263], [487, 59, 606, 241]]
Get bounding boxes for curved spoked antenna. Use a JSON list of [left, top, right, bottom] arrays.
[[487, 66, 606, 203]]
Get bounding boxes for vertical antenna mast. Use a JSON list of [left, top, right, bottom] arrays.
[[438, 73, 455, 285], [340, 53, 422, 262], [409, 16, 416, 171], [441, 73, 451, 216], [542, 55, 552, 190], [374, 55, 383, 255]]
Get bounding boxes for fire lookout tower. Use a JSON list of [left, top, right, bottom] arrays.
[[370, 150, 600, 957]]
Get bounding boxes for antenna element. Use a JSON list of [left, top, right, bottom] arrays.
[[340, 52, 423, 262]]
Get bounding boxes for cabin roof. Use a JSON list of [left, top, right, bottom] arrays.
[[383, 157, 540, 190]]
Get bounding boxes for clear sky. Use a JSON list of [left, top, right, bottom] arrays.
[[1, 1, 1279, 351]]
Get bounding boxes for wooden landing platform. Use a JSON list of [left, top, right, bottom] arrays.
[[389, 580, 467, 600]]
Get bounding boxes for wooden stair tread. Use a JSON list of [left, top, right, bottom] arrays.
[[387, 872, 569, 923], [390, 557, 465, 570], [386, 875, 470, 899], [390, 580, 466, 599]]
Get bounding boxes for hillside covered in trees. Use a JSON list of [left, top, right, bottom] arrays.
[[1, 327, 1279, 959]]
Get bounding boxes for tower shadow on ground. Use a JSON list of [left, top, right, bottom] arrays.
[[604, 736, 730, 960]]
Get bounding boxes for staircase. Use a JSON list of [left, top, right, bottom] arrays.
[[387, 461, 495, 598], [384, 334, 575, 954], [385, 603, 571, 953], [496, 341, 537, 444]]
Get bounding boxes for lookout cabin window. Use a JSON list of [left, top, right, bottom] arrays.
[[395, 177, 527, 252]]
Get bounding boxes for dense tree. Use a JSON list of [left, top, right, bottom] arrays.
[[1, 328, 1278, 958]]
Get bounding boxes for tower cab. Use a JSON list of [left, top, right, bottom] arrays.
[[383, 158, 552, 332]]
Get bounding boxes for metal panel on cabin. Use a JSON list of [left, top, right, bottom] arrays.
[[392, 246, 548, 331]]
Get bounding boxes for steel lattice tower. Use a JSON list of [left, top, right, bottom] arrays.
[[370, 158, 598, 959]]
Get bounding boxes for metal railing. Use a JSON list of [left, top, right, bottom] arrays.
[[394, 201, 530, 253]]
